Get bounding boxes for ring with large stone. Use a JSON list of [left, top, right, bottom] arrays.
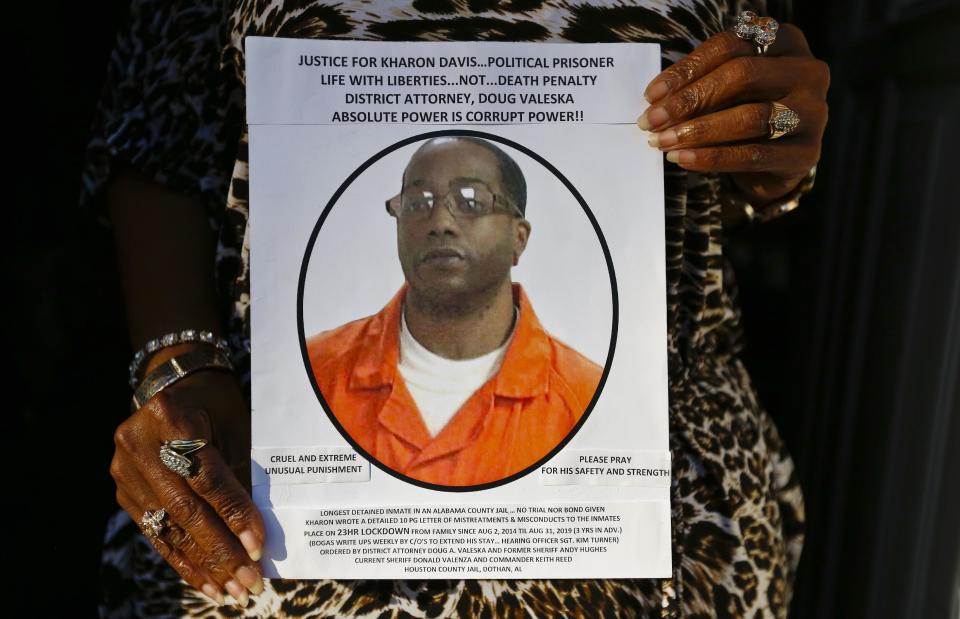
[[768, 102, 800, 139], [160, 439, 207, 477], [733, 11, 779, 55], [141, 508, 167, 538]]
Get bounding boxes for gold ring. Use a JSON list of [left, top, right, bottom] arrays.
[[768, 102, 799, 139]]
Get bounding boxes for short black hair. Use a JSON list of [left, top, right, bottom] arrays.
[[404, 137, 527, 216]]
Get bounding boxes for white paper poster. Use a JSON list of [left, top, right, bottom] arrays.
[[247, 37, 670, 579]]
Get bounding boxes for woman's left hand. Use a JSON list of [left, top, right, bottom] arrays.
[[638, 23, 829, 205]]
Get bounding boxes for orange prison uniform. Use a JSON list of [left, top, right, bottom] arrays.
[[306, 284, 602, 486]]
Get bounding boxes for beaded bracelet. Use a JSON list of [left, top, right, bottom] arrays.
[[128, 330, 230, 389]]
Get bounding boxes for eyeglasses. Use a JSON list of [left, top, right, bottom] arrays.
[[385, 181, 522, 221]]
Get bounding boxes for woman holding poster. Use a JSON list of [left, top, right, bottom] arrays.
[[85, 0, 825, 617]]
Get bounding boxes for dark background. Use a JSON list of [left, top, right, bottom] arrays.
[[10, 1, 959, 617]]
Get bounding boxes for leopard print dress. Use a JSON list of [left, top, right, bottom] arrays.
[[82, 1, 805, 617]]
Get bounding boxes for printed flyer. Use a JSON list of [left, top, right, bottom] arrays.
[[246, 37, 670, 579]]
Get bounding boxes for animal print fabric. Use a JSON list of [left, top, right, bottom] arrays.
[[81, 1, 805, 617]]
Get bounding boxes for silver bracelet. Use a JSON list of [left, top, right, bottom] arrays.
[[131, 348, 234, 412], [721, 165, 817, 225], [128, 330, 229, 389]]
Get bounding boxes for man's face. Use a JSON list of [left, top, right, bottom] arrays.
[[396, 139, 529, 306]]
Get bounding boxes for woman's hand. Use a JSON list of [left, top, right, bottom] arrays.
[[638, 23, 829, 205], [110, 351, 265, 607]]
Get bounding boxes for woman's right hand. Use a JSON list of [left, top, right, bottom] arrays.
[[110, 356, 265, 607]]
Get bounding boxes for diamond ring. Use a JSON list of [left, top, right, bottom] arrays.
[[160, 439, 208, 477], [141, 508, 168, 538], [733, 11, 779, 55], [768, 102, 800, 139]]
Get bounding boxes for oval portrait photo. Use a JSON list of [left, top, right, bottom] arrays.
[[298, 131, 616, 490]]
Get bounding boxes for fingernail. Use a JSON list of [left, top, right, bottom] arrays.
[[201, 583, 225, 606], [235, 565, 264, 595], [225, 579, 249, 606], [665, 150, 696, 164], [637, 107, 669, 131], [239, 530, 262, 561], [645, 81, 670, 103], [648, 107, 669, 128], [648, 129, 678, 149]]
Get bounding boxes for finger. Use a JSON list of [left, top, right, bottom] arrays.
[[137, 450, 265, 598], [127, 394, 265, 597], [116, 490, 226, 606], [162, 523, 254, 608], [639, 56, 827, 131], [650, 102, 772, 149], [644, 24, 812, 103], [648, 97, 819, 150], [115, 464, 242, 597], [113, 424, 247, 594], [664, 142, 820, 174], [187, 444, 266, 563], [141, 386, 264, 560]]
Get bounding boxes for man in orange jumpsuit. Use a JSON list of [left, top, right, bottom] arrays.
[[307, 136, 601, 486]]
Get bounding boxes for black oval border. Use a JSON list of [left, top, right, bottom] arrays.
[[297, 129, 619, 492]]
